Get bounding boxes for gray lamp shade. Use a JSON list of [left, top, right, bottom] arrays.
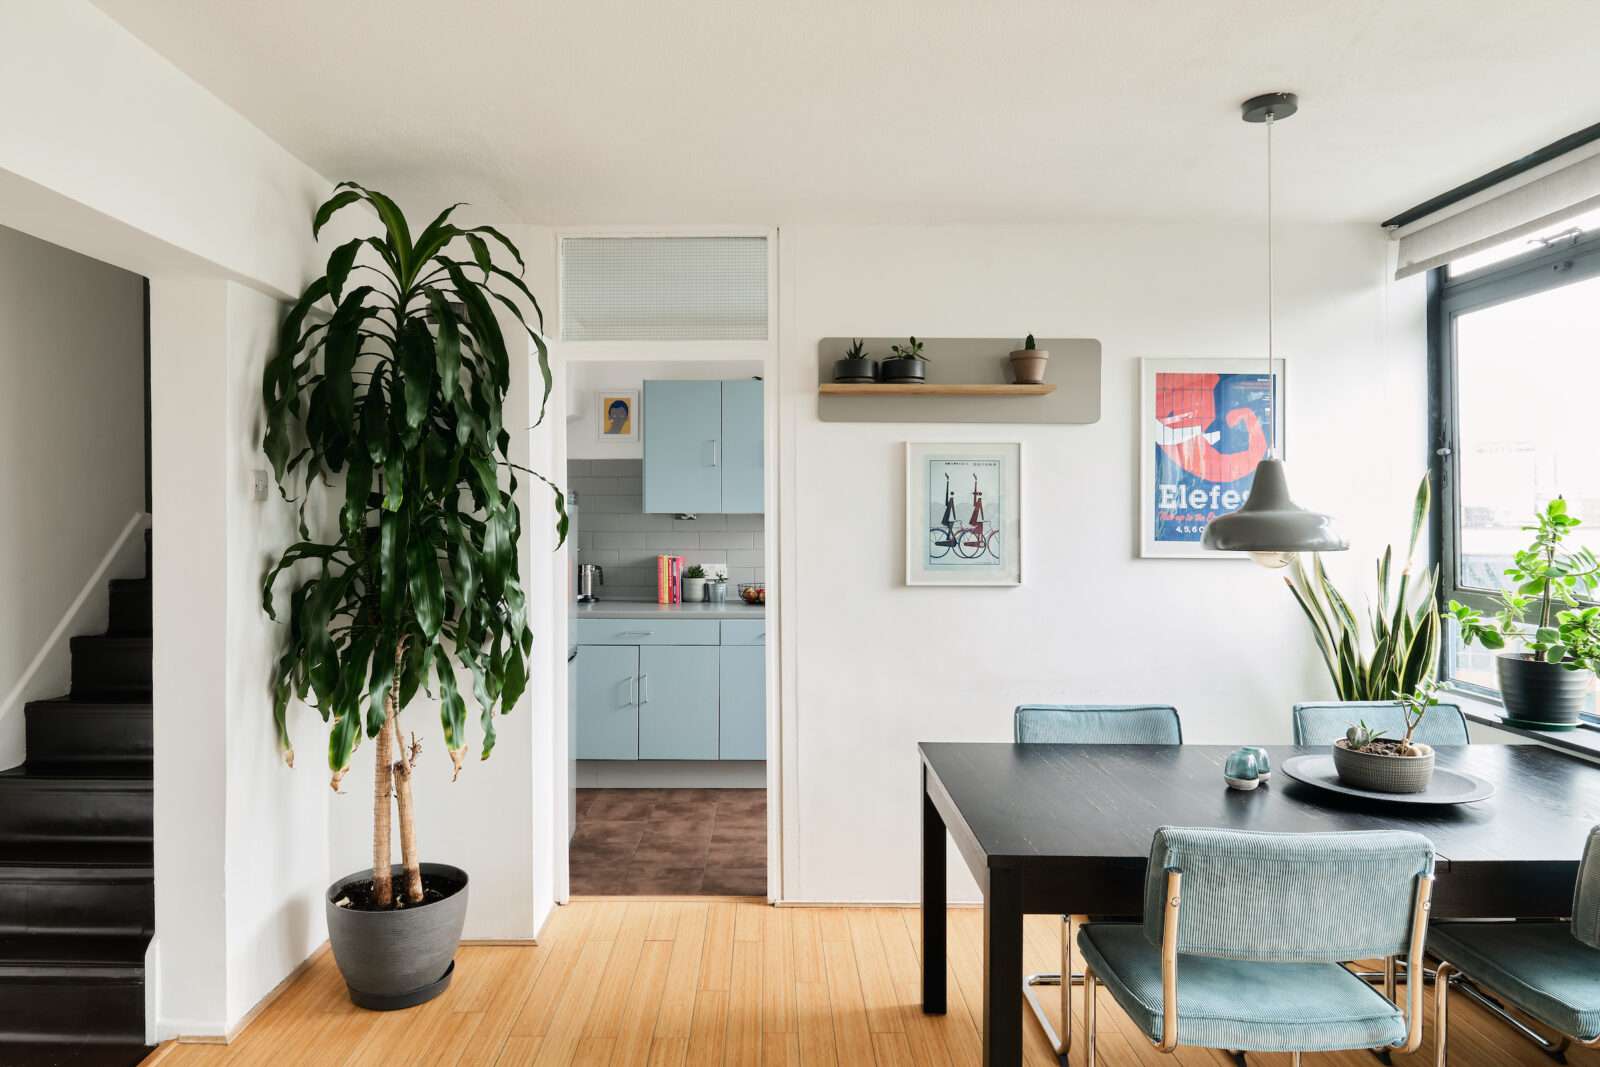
[[1201, 459, 1348, 553]]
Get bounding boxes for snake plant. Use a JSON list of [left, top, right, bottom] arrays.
[[261, 182, 564, 906], [1285, 473, 1439, 701]]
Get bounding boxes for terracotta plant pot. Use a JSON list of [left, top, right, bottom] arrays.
[[1332, 740, 1434, 794], [880, 359, 927, 384], [1009, 348, 1050, 385], [1496, 653, 1591, 729]]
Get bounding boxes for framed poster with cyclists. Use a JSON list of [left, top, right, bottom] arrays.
[[1139, 357, 1286, 558], [906, 442, 1022, 586]]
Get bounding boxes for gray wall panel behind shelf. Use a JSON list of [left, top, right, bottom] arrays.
[[816, 337, 1100, 424]]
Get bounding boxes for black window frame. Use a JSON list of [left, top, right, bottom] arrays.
[[1431, 230, 1600, 706]]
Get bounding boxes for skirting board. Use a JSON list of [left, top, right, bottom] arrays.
[[576, 759, 766, 788], [817, 337, 1100, 424], [176, 941, 330, 1044]]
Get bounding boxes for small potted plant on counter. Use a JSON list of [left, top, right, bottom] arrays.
[[881, 336, 929, 384], [682, 564, 708, 603], [1447, 498, 1600, 730], [832, 338, 878, 383], [1333, 682, 1440, 793], [1009, 334, 1049, 385]]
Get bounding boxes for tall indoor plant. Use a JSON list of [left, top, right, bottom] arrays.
[[261, 182, 564, 1008], [1285, 473, 1440, 701], [1447, 498, 1600, 729]]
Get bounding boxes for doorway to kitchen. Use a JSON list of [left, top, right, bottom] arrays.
[[563, 357, 771, 898]]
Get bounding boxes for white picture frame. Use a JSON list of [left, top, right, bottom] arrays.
[[905, 442, 1022, 586], [1139, 357, 1286, 559], [595, 388, 639, 443]]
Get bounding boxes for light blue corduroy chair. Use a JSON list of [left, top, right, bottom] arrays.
[[1292, 700, 1470, 747], [1077, 827, 1436, 1066], [1430, 826, 1600, 1065], [1013, 704, 1182, 1064]]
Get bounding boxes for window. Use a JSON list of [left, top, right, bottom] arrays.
[[1433, 220, 1600, 710], [560, 236, 769, 342]]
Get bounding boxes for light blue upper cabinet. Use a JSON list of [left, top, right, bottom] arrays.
[[637, 645, 721, 760], [643, 380, 723, 514], [643, 379, 764, 514], [720, 379, 764, 513]]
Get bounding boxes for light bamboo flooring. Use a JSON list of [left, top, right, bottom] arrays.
[[145, 900, 1599, 1066]]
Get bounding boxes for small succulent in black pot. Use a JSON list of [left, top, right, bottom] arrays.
[[832, 338, 878, 383], [881, 336, 929, 383]]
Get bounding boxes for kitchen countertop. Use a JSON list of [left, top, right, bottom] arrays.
[[573, 598, 765, 620]]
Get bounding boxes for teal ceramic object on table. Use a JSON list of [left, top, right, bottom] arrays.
[[1224, 748, 1261, 791], [1240, 745, 1271, 782]]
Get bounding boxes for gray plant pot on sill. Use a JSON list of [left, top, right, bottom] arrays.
[[326, 862, 468, 1010], [880, 358, 927, 384], [1497, 653, 1590, 728], [832, 357, 878, 383], [1332, 740, 1435, 794]]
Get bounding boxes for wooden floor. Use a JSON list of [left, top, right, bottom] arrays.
[[147, 901, 1599, 1067]]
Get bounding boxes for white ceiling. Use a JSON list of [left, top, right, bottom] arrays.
[[93, 0, 1600, 227]]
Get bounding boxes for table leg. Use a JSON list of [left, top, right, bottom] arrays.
[[922, 771, 947, 1014], [984, 865, 1024, 1066]]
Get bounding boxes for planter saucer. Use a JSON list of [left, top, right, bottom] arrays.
[[1498, 716, 1581, 732], [1280, 755, 1496, 805], [348, 960, 454, 1011]]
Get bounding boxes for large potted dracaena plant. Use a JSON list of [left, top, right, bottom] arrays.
[[261, 182, 564, 1010]]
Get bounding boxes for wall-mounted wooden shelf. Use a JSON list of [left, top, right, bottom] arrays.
[[819, 382, 1056, 397]]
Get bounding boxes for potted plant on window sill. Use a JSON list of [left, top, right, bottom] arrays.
[[1333, 683, 1441, 793], [881, 336, 929, 384], [1447, 498, 1600, 730], [262, 182, 565, 1010]]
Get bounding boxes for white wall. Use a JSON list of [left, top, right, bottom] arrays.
[[566, 359, 763, 460], [0, 224, 146, 768], [774, 222, 1428, 902]]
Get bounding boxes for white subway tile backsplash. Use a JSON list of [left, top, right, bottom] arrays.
[[696, 531, 755, 550]]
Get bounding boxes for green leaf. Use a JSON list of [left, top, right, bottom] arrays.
[[408, 536, 445, 642], [398, 320, 435, 429], [312, 189, 362, 239], [428, 292, 462, 403], [326, 238, 363, 303], [434, 647, 467, 757], [1406, 472, 1430, 567]]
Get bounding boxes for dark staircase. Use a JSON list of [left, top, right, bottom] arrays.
[[0, 532, 153, 1066]]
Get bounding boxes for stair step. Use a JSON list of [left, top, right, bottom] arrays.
[[0, 1042, 152, 1065], [0, 767, 151, 844], [105, 580, 150, 638], [24, 701, 151, 766], [0, 842, 152, 937], [0, 934, 146, 1044], [68, 638, 151, 702]]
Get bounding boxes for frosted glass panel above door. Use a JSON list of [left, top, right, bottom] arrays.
[[561, 236, 769, 341]]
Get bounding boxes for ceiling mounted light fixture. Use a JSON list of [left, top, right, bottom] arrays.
[[1201, 91, 1348, 568]]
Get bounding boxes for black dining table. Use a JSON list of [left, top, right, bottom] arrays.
[[919, 742, 1600, 1067]]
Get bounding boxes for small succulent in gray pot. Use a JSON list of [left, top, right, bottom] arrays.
[[1331, 683, 1439, 793], [881, 337, 929, 383], [832, 338, 879, 383], [1009, 334, 1049, 385]]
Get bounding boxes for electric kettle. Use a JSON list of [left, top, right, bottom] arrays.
[[577, 563, 604, 602]]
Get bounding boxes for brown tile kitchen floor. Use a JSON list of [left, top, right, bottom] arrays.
[[569, 788, 767, 896]]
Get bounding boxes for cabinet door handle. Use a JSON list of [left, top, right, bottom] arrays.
[[709, 440, 721, 468], [617, 630, 654, 638], [625, 676, 637, 707], [639, 674, 650, 704]]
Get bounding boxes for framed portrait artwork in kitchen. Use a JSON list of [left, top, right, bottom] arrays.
[[596, 389, 639, 442], [905, 442, 1022, 586], [1139, 357, 1285, 559]]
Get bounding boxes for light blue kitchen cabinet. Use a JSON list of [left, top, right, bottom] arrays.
[[720, 379, 764, 513], [574, 644, 639, 760], [643, 380, 723, 514], [637, 645, 720, 760], [719, 645, 766, 760], [643, 379, 764, 514]]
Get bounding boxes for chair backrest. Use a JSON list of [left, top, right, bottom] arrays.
[[1014, 704, 1182, 745], [1292, 700, 1470, 747], [1141, 826, 1435, 963], [1573, 826, 1600, 949]]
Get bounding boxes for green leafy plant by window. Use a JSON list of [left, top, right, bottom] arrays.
[[1286, 473, 1439, 701], [888, 336, 928, 361], [1447, 498, 1600, 669], [261, 182, 565, 907]]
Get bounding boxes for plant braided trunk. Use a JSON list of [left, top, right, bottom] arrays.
[[370, 646, 401, 907]]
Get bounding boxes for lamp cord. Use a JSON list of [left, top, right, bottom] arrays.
[[1265, 111, 1276, 461]]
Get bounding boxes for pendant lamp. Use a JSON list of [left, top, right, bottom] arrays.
[[1201, 92, 1347, 568]]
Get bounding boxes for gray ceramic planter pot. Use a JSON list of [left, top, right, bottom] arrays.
[[831, 357, 878, 382], [326, 862, 468, 1010], [1497, 654, 1591, 728], [879, 359, 927, 383], [1332, 741, 1434, 794]]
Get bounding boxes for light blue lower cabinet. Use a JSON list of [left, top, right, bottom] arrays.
[[719, 645, 766, 760], [574, 644, 639, 760], [637, 645, 721, 760]]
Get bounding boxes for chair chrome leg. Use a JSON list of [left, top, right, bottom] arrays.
[[1291, 1053, 1301, 1067], [1435, 961, 1454, 1067], [1021, 915, 1072, 1064], [1084, 966, 1098, 1067], [1449, 970, 1572, 1061]]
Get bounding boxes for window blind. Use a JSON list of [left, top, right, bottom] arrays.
[[560, 236, 769, 341]]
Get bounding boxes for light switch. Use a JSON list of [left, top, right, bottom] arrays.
[[252, 469, 269, 501]]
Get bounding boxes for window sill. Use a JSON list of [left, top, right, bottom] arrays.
[[1445, 684, 1600, 763]]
